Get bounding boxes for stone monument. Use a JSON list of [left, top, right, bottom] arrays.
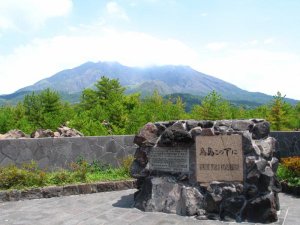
[[130, 119, 281, 223]]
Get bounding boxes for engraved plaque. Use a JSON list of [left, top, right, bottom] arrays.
[[196, 135, 243, 184], [148, 147, 189, 172]]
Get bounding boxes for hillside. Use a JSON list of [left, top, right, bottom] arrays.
[[0, 61, 298, 106]]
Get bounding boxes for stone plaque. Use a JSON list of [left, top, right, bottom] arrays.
[[148, 147, 189, 172], [196, 135, 243, 183]]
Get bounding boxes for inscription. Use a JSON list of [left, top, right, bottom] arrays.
[[196, 135, 243, 184], [199, 147, 238, 156], [148, 147, 189, 172], [199, 164, 240, 171]]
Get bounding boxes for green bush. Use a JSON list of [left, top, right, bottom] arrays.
[[120, 155, 134, 174], [277, 158, 300, 187], [49, 170, 74, 185], [0, 159, 131, 191], [0, 161, 47, 189]]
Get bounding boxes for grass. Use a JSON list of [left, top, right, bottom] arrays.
[[0, 156, 133, 191]]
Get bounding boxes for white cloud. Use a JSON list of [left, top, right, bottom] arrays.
[[106, 1, 129, 21], [1, 20, 299, 101], [0, 0, 73, 31], [201, 13, 208, 17], [205, 42, 228, 51], [249, 40, 258, 45], [195, 48, 300, 100], [263, 38, 275, 44], [0, 29, 199, 94]]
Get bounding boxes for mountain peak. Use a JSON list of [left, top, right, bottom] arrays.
[[2, 61, 298, 105]]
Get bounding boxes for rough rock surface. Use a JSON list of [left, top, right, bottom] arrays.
[[31, 129, 55, 138], [134, 176, 204, 216], [131, 119, 280, 223], [57, 126, 83, 137], [134, 122, 158, 147], [0, 126, 83, 139], [0, 129, 28, 139]]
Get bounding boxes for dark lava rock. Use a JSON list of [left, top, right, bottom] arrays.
[[157, 122, 192, 146], [245, 184, 258, 199], [130, 160, 149, 178], [220, 196, 246, 222], [270, 157, 279, 173], [134, 176, 203, 215], [257, 166, 274, 193], [186, 120, 200, 131], [131, 119, 280, 224], [199, 120, 214, 128], [245, 156, 256, 171], [134, 147, 150, 166], [242, 131, 256, 154], [214, 123, 231, 134], [246, 169, 260, 185], [242, 193, 278, 223], [200, 128, 215, 136], [231, 120, 254, 131], [255, 158, 268, 172], [204, 192, 221, 213], [154, 122, 167, 136], [251, 121, 270, 140], [134, 122, 158, 147], [157, 129, 174, 146], [189, 126, 202, 139], [205, 182, 238, 213], [271, 177, 282, 193]]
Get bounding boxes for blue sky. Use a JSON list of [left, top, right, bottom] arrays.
[[0, 0, 300, 99]]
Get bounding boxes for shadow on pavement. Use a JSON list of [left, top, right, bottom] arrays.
[[112, 193, 135, 208]]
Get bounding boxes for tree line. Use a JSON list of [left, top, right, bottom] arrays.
[[0, 76, 299, 135]]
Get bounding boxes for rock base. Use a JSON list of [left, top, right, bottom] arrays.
[[134, 176, 279, 223], [131, 119, 281, 223]]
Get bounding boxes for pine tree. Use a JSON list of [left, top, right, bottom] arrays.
[[267, 92, 292, 130], [191, 91, 231, 120]]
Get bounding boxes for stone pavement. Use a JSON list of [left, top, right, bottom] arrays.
[[0, 189, 298, 225]]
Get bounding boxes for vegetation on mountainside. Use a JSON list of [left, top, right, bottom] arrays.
[[0, 76, 299, 135]]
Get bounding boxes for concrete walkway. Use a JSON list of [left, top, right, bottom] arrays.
[[0, 189, 298, 225]]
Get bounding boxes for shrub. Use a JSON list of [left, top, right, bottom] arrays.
[[0, 158, 132, 190], [281, 156, 300, 176], [49, 169, 74, 185], [277, 157, 300, 187], [69, 159, 89, 182], [0, 161, 47, 189], [88, 160, 110, 173], [120, 155, 134, 174]]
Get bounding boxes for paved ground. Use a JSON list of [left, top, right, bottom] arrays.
[[0, 189, 299, 225]]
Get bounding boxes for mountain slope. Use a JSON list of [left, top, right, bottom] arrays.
[[2, 61, 298, 105]]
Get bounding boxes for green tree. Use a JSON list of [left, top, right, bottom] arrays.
[[39, 88, 62, 113], [267, 92, 292, 130], [23, 92, 44, 128], [230, 106, 250, 119], [0, 106, 15, 133], [190, 91, 231, 120], [75, 76, 130, 134], [13, 103, 32, 133], [23, 89, 70, 130], [248, 105, 269, 119], [125, 91, 186, 134], [293, 103, 300, 129], [68, 107, 109, 136]]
